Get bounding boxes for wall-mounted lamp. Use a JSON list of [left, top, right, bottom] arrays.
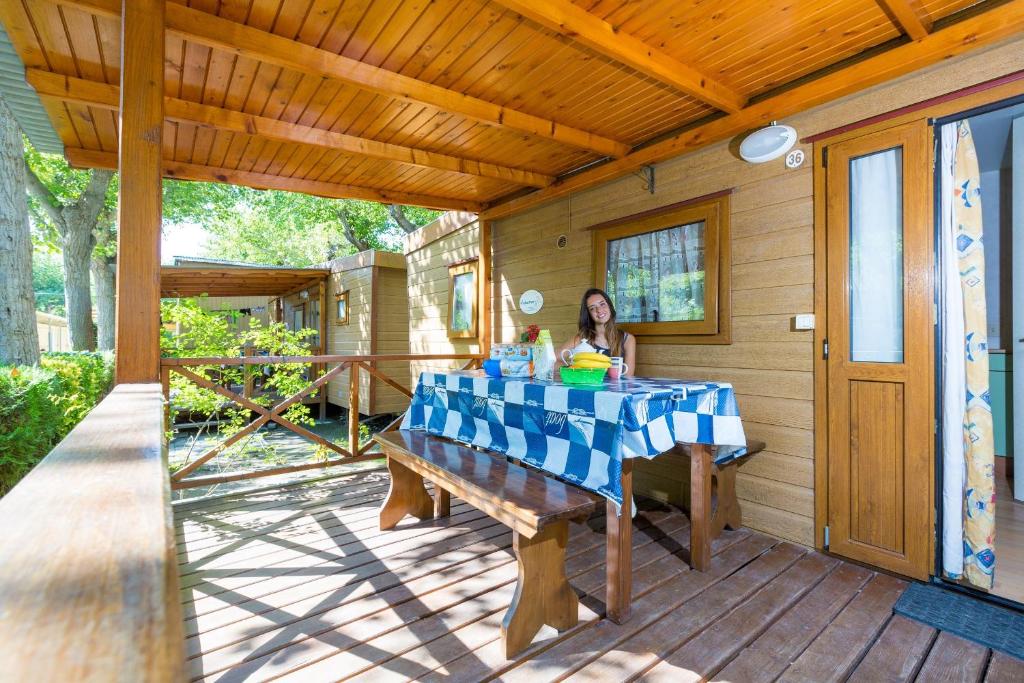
[[299, 289, 309, 300], [739, 121, 798, 163]]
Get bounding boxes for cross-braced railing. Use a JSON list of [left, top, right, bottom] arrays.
[[161, 354, 482, 490]]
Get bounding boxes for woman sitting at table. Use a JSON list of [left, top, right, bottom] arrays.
[[558, 288, 636, 377]]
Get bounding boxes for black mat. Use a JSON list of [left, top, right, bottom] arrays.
[[894, 582, 1024, 659]]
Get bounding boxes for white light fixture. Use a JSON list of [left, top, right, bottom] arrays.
[[739, 121, 798, 163]]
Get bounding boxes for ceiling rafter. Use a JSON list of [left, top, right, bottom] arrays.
[[875, 0, 932, 41], [54, 0, 631, 158], [482, 0, 1024, 220], [65, 148, 484, 212], [489, 0, 746, 114], [26, 69, 555, 189]]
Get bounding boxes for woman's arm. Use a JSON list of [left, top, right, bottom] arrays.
[[622, 333, 637, 377]]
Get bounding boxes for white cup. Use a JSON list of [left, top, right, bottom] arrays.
[[608, 356, 629, 379], [560, 340, 597, 365]]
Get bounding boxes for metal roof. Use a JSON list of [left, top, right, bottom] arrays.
[[0, 23, 61, 154]]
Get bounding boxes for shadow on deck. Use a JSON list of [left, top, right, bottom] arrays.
[[175, 469, 1024, 682]]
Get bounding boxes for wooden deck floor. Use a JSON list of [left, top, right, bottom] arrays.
[[176, 468, 1024, 682]]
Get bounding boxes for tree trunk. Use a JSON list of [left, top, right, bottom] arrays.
[[63, 224, 95, 351], [336, 208, 372, 251], [91, 255, 115, 351], [388, 204, 417, 233], [0, 97, 40, 365]]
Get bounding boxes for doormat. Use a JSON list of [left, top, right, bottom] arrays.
[[894, 582, 1024, 659]]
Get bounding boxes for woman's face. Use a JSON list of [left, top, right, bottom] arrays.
[[586, 294, 611, 325]]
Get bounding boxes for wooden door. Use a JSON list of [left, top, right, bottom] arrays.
[[824, 121, 934, 580]]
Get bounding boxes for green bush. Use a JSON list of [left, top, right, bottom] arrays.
[[0, 352, 114, 496]]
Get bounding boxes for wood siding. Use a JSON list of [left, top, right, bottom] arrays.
[[491, 37, 1024, 547], [406, 214, 481, 384], [194, 295, 271, 333]]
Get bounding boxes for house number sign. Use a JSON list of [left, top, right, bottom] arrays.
[[519, 290, 544, 315]]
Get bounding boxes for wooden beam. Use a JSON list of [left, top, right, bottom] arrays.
[[114, 0, 163, 384], [57, 0, 631, 158], [26, 69, 555, 189], [66, 148, 484, 212], [489, 0, 745, 114], [482, 0, 1024, 221], [479, 220, 492, 351], [876, 0, 932, 41]]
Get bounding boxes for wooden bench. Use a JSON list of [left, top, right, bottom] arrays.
[[675, 439, 766, 569], [373, 430, 601, 658]]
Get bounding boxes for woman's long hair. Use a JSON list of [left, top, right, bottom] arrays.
[[577, 288, 623, 356]]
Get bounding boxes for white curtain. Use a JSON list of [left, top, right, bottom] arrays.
[[940, 122, 967, 578], [849, 150, 904, 363], [606, 223, 702, 323]]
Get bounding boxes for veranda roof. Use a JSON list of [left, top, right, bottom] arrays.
[[2, 0, 1023, 220], [160, 266, 328, 298]]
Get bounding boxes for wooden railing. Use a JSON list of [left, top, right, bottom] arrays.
[[161, 354, 483, 490], [0, 384, 185, 680]]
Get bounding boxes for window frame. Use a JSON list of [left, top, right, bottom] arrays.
[[592, 194, 731, 344], [334, 290, 350, 326], [447, 260, 479, 340]]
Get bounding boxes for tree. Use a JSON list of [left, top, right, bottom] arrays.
[[0, 96, 39, 365], [23, 145, 114, 351]]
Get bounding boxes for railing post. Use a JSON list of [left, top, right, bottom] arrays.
[[349, 362, 360, 453], [243, 346, 254, 399], [160, 364, 171, 433]]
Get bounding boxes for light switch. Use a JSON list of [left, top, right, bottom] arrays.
[[794, 314, 815, 330]]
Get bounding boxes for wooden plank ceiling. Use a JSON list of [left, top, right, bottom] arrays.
[[1, 0, 1021, 218], [160, 266, 328, 297]]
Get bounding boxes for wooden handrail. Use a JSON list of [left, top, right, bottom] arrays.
[[0, 384, 185, 680], [166, 353, 483, 489]]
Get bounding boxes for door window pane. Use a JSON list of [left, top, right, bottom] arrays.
[[606, 221, 705, 323], [849, 147, 904, 363]]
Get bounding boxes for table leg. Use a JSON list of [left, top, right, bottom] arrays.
[[690, 443, 713, 571], [606, 458, 633, 624]]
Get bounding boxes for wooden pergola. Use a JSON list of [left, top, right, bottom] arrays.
[[2, 0, 1024, 382], [160, 265, 329, 299]]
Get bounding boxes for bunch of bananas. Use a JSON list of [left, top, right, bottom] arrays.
[[570, 352, 611, 369]]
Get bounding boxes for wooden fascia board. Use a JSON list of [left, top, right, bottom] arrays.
[[876, 0, 932, 41], [26, 69, 554, 189], [66, 148, 484, 212], [481, 0, 1024, 221], [56, 0, 631, 159], [490, 0, 745, 114]]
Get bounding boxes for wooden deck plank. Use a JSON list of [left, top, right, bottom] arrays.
[[848, 614, 937, 682], [915, 631, 990, 683], [499, 534, 777, 682], [563, 543, 807, 681], [986, 650, 1024, 682], [639, 552, 840, 681], [716, 562, 875, 683], [777, 573, 908, 682], [190, 507, 690, 681]]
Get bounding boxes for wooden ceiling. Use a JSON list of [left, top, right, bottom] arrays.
[[160, 266, 328, 297], [3, 0, 1023, 219]]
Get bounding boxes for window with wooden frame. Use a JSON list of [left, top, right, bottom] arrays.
[[448, 260, 478, 339], [592, 193, 731, 343], [334, 291, 349, 326], [290, 303, 305, 332]]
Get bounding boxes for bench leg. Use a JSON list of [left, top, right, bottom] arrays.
[[379, 455, 434, 530], [501, 521, 578, 658], [434, 487, 451, 518], [689, 443, 713, 572], [710, 464, 742, 536]]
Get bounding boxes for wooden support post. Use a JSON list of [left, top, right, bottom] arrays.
[[242, 346, 254, 399], [606, 457, 633, 624], [690, 443, 713, 571], [160, 365, 171, 433], [434, 487, 451, 518], [502, 522, 578, 658], [348, 361, 360, 452], [114, 0, 164, 383], [478, 220, 492, 350], [318, 280, 327, 420]]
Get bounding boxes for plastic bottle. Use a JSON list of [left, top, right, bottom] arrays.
[[533, 329, 556, 381]]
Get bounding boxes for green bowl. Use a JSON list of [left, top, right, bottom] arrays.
[[559, 366, 608, 384]]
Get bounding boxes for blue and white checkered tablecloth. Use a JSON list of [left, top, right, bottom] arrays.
[[399, 371, 748, 509]]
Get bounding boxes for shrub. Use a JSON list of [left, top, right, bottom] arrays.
[[0, 352, 114, 497]]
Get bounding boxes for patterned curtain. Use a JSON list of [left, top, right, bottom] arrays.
[[943, 120, 996, 589]]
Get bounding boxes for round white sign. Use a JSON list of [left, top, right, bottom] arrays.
[[519, 289, 544, 315]]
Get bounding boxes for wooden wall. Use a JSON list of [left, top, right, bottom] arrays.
[[194, 295, 271, 333], [324, 251, 409, 415], [490, 37, 1024, 547], [406, 211, 481, 384]]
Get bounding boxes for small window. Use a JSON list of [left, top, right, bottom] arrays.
[[335, 291, 349, 326], [448, 260, 478, 339], [291, 303, 305, 332], [592, 194, 730, 342]]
